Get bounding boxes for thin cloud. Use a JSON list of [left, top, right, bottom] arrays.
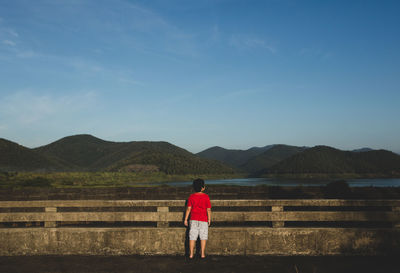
[[6, 46, 146, 87], [229, 34, 277, 54], [299, 47, 333, 60], [1, 39, 144, 85], [68, 58, 105, 73], [117, 77, 145, 86], [2, 0, 198, 60], [102, 0, 199, 57], [0, 91, 97, 125], [216, 88, 262, 102], [16, 50, 38, 58], [7, 28, 19, 37], [0, 27, 19, 38], [65, 57, 145, 86], [2, 39, 16, 46]]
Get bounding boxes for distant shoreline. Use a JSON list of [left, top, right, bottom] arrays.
[[1, 183, 400, 201], [260, 173, 400, 179], [1, 171, 400, 189]]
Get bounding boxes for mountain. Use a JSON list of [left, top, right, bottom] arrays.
[[34, 134, 121, 170], [264, 145, 400, 176], [2, 136, 400, 177], [0, 138, 63, 171], [241, 145, 307, 174], [33, 135, 235, 174], [196, 145, 274, 168]]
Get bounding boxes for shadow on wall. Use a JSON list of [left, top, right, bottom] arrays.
[[330, 181, 400, 255], [337, 228, 400, 255], [324, 180, 400, 255]]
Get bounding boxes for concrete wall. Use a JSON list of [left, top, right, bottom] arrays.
[[1, 227, 399, 256], [2, 199, 399, 256]]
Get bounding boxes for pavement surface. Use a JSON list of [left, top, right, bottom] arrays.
[[0, 255, 397, 273]]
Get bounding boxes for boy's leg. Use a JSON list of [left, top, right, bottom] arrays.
[[199, 221, 208, 258], [200, 240, 207, 258], [189, 240, 196, 258], [188, 220, 199, 258]]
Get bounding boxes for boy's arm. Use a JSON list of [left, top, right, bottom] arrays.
[[184, 206, 191, 226], [207, 208, 211, 226]]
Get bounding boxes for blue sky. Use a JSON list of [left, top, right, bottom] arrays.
[[0, 0, 399, 153]]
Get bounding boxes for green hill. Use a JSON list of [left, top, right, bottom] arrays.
[[264, 146, 400, 177], [0, 138, 63, 171], [34, 134, 121, 170], [33, 135, 235, 174], [196, 145, 274, 168], [241, 144, 307, 174], [3, 135, 400, 178]]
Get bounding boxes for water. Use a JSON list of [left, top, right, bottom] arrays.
[[145, 178, 400, 187]]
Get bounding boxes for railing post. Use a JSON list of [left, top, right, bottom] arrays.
[[157, 206, 169, 228], [272, 206, 284, 228], [44, 207, 57, 228], [393, 206, 400, 228]]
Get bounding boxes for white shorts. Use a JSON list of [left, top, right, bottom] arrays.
[[189, 220, 208, 240]]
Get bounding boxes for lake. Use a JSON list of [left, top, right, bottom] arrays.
[[146, 178, 400, 187]]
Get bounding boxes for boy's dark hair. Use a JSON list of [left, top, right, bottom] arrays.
[[193, 178, 205, 192]]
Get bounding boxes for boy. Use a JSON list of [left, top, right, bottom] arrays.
[[184, 178, 211, 259]]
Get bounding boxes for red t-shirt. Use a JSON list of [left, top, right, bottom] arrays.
[[187, 193, 211, 222]]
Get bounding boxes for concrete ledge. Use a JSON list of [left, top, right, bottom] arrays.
[[1, 227, 399, 256], [2, 199, 400, 207]]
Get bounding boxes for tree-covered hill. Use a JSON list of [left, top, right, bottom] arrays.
[[34, 134, 122, 170], [264, 146, 400, 176], [31, 134, 236, 174], [241, 144, 307, 174], [0, 138, 63, 171], [104, 143, 236, 174], [2, 135, 400, 178], [196, 145, 274, 168]]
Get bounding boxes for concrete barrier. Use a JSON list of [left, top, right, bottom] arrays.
[[0, 227, 399, 256], [1, 199, 399, 256]]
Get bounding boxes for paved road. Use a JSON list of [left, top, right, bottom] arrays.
[[0, 256, 397, 273]]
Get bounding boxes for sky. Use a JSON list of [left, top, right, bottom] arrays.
[[0, 0, 399, 153]]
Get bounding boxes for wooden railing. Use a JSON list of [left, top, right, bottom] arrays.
[[0, 199, 399, 228]]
